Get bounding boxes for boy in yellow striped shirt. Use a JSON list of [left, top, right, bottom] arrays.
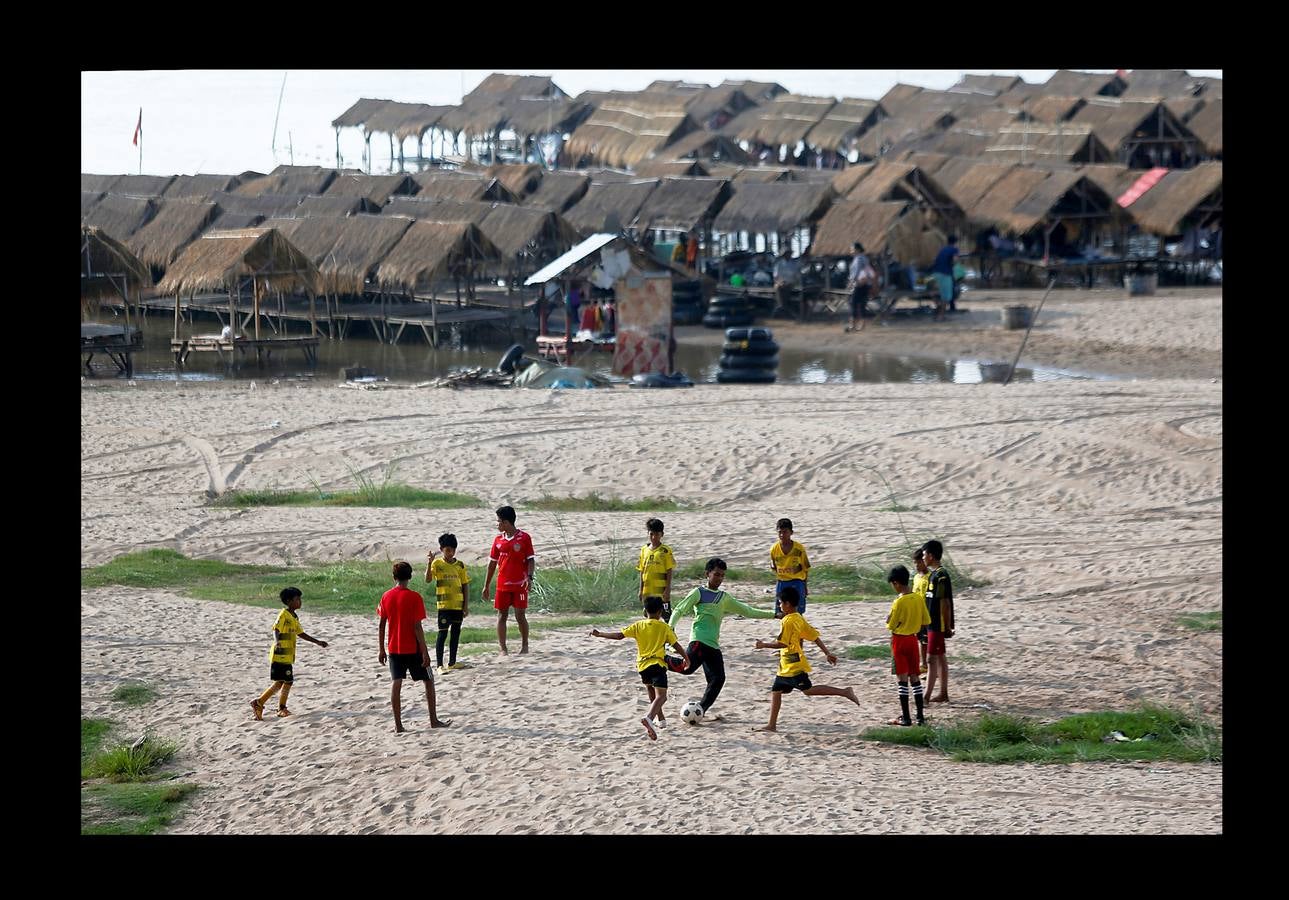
[[426, 533, 471, 674], [638, 518, 676, 618]]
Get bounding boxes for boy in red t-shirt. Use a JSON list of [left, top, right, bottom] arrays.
[[481, 505, 535, 655], [378, 560, 450, 733]]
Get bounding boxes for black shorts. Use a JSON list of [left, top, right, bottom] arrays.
[[388, 653, 433, 682], [270, 662, 294, 683], [639, 664, 669, 688], [437, 608, 464, 629], [771, 673, 812, 693]]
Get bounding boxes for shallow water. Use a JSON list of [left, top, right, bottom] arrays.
[[84, 311, 1111, 386]]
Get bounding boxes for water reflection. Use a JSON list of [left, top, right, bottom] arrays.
[[88, 315, 1108, 385]]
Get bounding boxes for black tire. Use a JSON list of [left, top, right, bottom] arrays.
[[719, 354, 779, 370], [721, 339, 780, 355], [703, 312, 754, 328], [725, 327, 773, 342], [708, 295, 749, 310], [497, 343, 524, 374], [716, 369, 778, 384]]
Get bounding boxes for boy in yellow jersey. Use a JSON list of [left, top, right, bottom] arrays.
[[769, 518, 811, 616], [911, 548, 931, 675], [426, 533, 471, 674], [886, 565, 931, 726], [250, 587, 328, 720], [591, 596, 690, 741], [752, 587, 859, 732], [638, 517, 676, 618]]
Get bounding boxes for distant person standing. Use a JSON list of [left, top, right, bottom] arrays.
[[931, 236, 960, 321], [846, 241, 875, 333], [772, 249, 800, 316], [567, 284, 582, 333], [686, 230, 699, 271], [672, 237, 687, 266]]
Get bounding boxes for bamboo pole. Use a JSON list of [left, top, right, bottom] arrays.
[[253, 278, 262, 340], [309, 290, 317, 337], [1002, 273, 1057, 386]]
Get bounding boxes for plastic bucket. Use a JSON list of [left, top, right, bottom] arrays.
[[1001, 305, 1033, 330]]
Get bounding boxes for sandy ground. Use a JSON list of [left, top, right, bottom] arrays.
[[80, 287, 1222, 834]]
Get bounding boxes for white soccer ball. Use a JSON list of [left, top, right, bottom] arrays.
[[680, 701, 705, 725]]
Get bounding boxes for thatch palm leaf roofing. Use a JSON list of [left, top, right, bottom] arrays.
[[82, 225, 153, 299], [931, 160, 1017, 214], [719, 80, 788, 101], [382, 196, 496, 224], [332, 98, 394, 129], [486, 164, 544, 200], [359, 102, 451, 139], [879, 84, 925, 116], [899, 152, 953, 176], [1068, 100, 1193, 152], [501, 97, 591, 135], [1002, 171, 1117, 233], [564, 93, 697, 169], [259, 216, 352, 264], [524, 171, 590, 213], [374, 221, 503, 292], [712, 181, 835, 234], [410, 171, 518, 203], [805, 99, 884, 149], [661, 130, 751, 164], [634, 177, 732, 232], [633, 159, 711, 178], [156, 228, 319, 296], [82, 174, 122, 193], [1184, 99, 1222, 155], [1078, 164, 1143, 201], [315, 215, 414, 295], [110, 174, 177, 197], [951, 74, 1024, 96], [1022, 96, 1087, 124], [323, 173, 418, 205], [125, 199, 222, 269], [963, 167, 1053, 229], [236, 167, 338, 197], [983, 124, 1111, 164], [163, 174, 242, 199], [1124, 163, 1222, 235], [811, 200, 928, 258], [297, 194, 380, 217], [724, 94, 837, 146], [82, 193, 158, 240], [1044, 70, 1127, 97], [82, 191, 104, 216], [478, 204, 581, 258], [564, 179, 660, 233], [1122, 69, 1206, 99], [208, 191, 306, 219]]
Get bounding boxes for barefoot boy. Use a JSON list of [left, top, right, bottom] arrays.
[[922, 540, 955, 703], [378, 561, 450, 733], [481, 505, 535, 655], [911, 548, 931, 674], [885, 565, 931, 726], [769, 518, 811, 616], [251, 587, 328, 720], [752, 587, 859, 732], [638, 517, 676, 619], [591, 596, 690, 740], [426, 533, 471, 674]]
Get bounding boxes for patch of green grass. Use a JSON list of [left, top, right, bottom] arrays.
[[110, 683, 157, 706], [213, 486, 481, 510], [1178, 611, 1221, 632], [845, 644, 892, 660], [83, 735, 178, 782], [82, 718, 113, 769], [81, 548, 275, 589], [676, 559, 774, 583], [524, 492, 685, 513], [82, 782, 199, 835], [862, 705, 1221, 764]]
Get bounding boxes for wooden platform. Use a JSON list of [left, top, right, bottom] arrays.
[[535, 333, 615, 362], [170, 335, 320, 368], [82, 324, 143, 376]]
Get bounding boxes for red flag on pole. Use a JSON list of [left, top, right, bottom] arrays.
[[132, 108, 142, 146]]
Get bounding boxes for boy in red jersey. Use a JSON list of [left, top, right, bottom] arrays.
[[481, 505, 535, 655], [378, 560, 450, 733]]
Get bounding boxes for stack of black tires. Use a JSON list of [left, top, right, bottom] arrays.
[[717, 326, 778, 383], [702, 292, 754, 328], [672, 279, 704, 325]]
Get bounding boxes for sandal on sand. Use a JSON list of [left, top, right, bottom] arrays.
[[641, 717, 657, 741], [276, 707, 292, 718], [888, 717, 913, 727], [250, 699, 264, 721]]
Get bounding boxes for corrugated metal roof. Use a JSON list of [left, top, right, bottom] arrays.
[[524, 233, 619, 285]]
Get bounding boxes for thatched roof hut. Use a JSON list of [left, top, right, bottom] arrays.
[[804, 99, 885, 152], [950, 74, 1024, 96], [724, 94, 837, 147], [315, 215, 415, 295], [878, 84, 926, 116], [373, 221, 503, 292], [410, 171, 518, 203], [440, 74, 569, 135], [964, 167, 1053, 229], [1184, 99, 1222, 157], [381, 196, 495, 224], [1023, 96, 1088, 124], [259, 216, 352, 264], [810, 200, 942, 264], [983, 124, 1112, 165], [898, 152, 953, 176], [82, 224, 153, 301], [361, 102, 452, 140], [1000, 171, 1121, 235], [853, 106, 957, 160], [126, 199, 222, 269], [208, 191, 306, 219], [712, 181, 836, 234], [323, 173, 419, 206], [682, 86, 758, 130], [501, 97, 591, 137], [720, 80, 788, 102], [706, 165, 796, 183], [82, 194, 158, 240], [332, 97, 393, 130], [110, 174, 176, 197], [235, 166, 339, 197], [1043, 70, 1127, 97], [833, 162, 962, 226], [931, 161, 1017, 215], [1068, 99, 1200, 165], [297, 194, 381, 217], [82, 191, 104, 216], [564, 92, 697, 169], [162, 174, 242, 199], [486, 163, 544, 200], [661, 129, 751, 165], [563, 179, 660, 234], [633, 159, 711, 178], [82, 174, 122, 193], [1078, 164, 1144, 202], [1123, 162, 1222, 236], [156, 227, 319, 296], [524, 171, 591, 213], [1122, 69, 1207, 99], [479, 204, 581, 259], [634, 177, 732, 233]]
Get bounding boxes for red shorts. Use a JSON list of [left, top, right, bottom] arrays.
[[926, 630, 946, 656], [891, 634, 921, 676], [494, 589, 528, 611]]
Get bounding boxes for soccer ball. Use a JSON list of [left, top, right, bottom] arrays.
[[680, 701, 705, 725]]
